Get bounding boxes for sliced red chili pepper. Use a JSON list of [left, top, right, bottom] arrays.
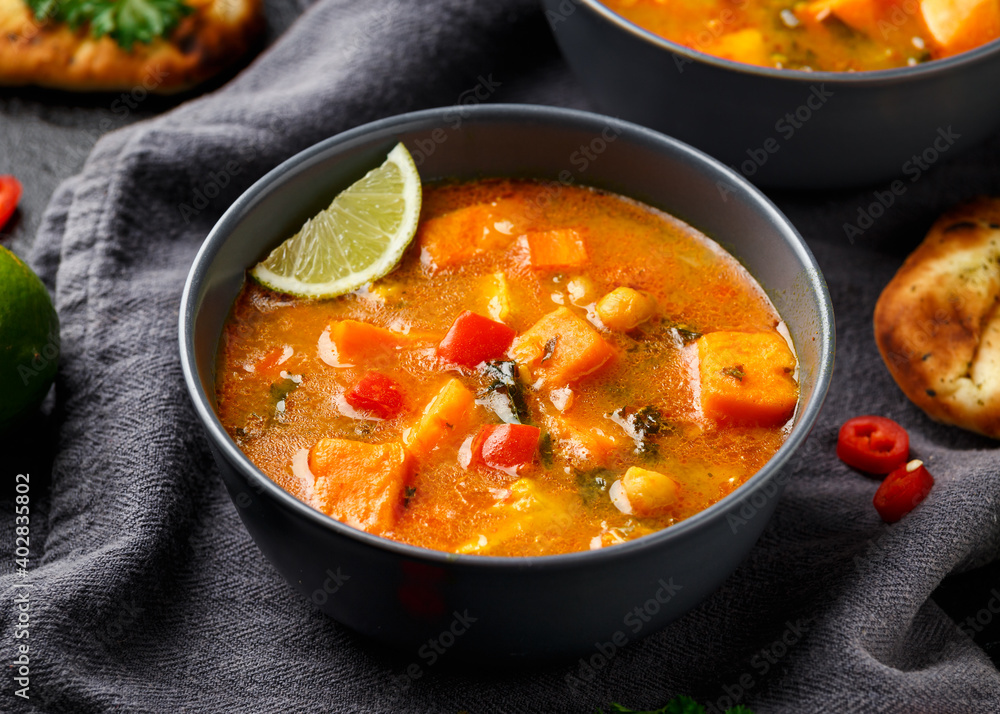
[[473, 423, 540, 472], [873, 459, 934, 523], [837, 415, 909, 475], [0, 175, 23, 230], [345, 371, 404, 419], [437, 310, 516, 368]]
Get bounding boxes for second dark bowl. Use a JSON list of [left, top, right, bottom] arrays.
[[543, 0, 1000, 189]]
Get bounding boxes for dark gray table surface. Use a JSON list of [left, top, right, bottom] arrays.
[[0, 0, 997, 697]]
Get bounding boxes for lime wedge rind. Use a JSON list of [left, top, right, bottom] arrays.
[[250, 142, 421, 299]]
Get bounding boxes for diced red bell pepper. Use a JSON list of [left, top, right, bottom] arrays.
[[437, 310, 516, 368], [0, 175, 23, 230], [473, 423, 540, 472], [837, 415, 909, 475], [345, 371, 405, 419], [873, 459, 935, 523]]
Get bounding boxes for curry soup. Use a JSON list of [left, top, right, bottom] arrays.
[[216, 179, 798, 557], [602, 0, 1000, 71]]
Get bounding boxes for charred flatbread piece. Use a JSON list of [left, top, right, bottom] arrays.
[[875, 197, 1000, 438], [0, 0, 262, 93]]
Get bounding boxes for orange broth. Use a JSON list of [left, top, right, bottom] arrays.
[[216, 179, 798, 556], [602, 0, 1000, 71]]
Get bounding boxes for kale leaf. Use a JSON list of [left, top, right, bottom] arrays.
[[480, 360, 530, 424], [576, 467, 613, 505], [269, 376, 299, 404], [608, 404, 665, 457], [674, 327, 702, 344]]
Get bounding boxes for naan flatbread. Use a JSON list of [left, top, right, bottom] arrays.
[[875, 197, 1000, 438]]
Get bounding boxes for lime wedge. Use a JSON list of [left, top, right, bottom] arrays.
[[251, 142, 422, 299]]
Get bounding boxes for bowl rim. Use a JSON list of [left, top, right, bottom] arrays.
[[179, 103, 835, 572], [568, 0, 1000, 83]]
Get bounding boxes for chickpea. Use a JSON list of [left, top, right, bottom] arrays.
[[621, 466, 680, 517], [595, 287, 656, 330]]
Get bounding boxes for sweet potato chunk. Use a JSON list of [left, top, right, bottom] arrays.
[[710, 28, 772, 66], [920, 0, 1000, 56], [318, 321, 439, 367], [545, 415, 621, 466], [525, 229, 589, 269], [418, 200, 522, 271], [308, 438, 411, 534], [404, 378, 477, 460], [697, 331, 798, 426], [509, 307, 615, 387], [455, 479, 574, 554], [480, 272, 513, 322]]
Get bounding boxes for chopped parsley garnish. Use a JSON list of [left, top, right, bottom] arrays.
[[538, 431, 554, 467], [26, 0, 193, 49], [541, 336, 558, 363], [722, 365, 746, 382]]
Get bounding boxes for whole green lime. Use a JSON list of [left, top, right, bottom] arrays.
[[0, 246, 59, 430]]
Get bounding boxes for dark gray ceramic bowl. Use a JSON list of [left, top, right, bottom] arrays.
[[179, 104, 834, 660], [543, 0, 1000, 188]]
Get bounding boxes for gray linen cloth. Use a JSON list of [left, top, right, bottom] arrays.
[[3, 0, 1000, 711]]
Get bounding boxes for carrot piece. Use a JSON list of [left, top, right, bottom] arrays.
[[920, 0, 1000, 57], [404, 378, 477, 460], [697, 331, 798, 426], [318, 320, 439, 367], [509, 307, 615, 386], [525, 228, 589, 269], [418, 201, 522, 271], [308, 438, 412, 534]]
